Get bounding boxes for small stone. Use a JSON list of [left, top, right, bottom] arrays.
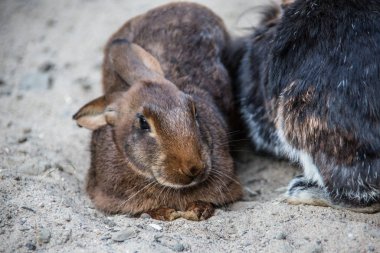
[[173, 243, 185, 252], [20, 218, 27, 225], [19, 73, 50, 91], [39, 62, 55, 72], [275, 231, 287, 240], [25, 242, 36, 251], [37, 228, 51, 244], [369, 229, 380, 238], [81, 83, 92, 91], [111, 228, 137, 242], [368, 245, 375, 252], [0, 78, 11, 96], [103, 218, 116, 227], [64, 214, 71, 222], [54, 163, 64, 171], [101, 235, 112, 241], [23, 128, 32, 134], [311, 244, 323, 253], [61, 229, 72, 244], [18, 136, 28, 144], [75, 77, 92, 91], [149, 223, 163, 231], [155, 235, 184, 252], [140, 213, 151, 219]]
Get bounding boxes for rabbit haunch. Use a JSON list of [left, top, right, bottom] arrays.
[[73, 2, 242, 220]]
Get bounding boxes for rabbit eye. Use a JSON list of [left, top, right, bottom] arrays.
[[136, 113, 150, 131]]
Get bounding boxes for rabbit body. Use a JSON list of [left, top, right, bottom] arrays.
[[74, 2, 242, 220], [236, 0, 380, 211]]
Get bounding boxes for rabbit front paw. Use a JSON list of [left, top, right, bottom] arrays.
[[180, 201, 214, 221], [145, 201, 214, 221], [146, 208, 182, 221]]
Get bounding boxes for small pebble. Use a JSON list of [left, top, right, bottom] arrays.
[[39, 62, 55, 72], [18, 137, 28, 144], [37, 228, 51, 244], [149, 223, 163, 231], [368, 245, 375, 252], [311, 244, 323, 253], [23, 128, 32, 134], [173, 243, 185, 252], [20, 218, 27, 225], [25, 242, 36, 251], [81, 83, 92, 91], [19, 73, 50, 91], [21, 206, 36, 213], [0, 79, 5, 86], [103, 218, 116, 227], [111, 228, 137, 242], [62, 229, 72, 244], [369, 229, 380, 238], [140, 213, 151, 219], [155, 235, 184, 252], [275, 231, 287, 240], [64, 214, 71, 222]]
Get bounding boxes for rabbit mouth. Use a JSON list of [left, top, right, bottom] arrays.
[[152, 166, 211, 189]]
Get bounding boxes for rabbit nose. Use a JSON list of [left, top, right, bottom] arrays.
[[181, 164, 203, 178]]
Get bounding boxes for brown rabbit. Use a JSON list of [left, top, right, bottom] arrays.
[[73, 2, 242, 221]]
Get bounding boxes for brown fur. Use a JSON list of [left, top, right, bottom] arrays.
[[73, 2, 242, 220]]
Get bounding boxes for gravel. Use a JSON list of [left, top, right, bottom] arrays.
[[111, 228, 138, 242], [37, 228, 51, 244], [1, 1, 379, 253]]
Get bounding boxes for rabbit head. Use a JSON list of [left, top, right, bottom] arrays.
[[73, 40, 211, 189]]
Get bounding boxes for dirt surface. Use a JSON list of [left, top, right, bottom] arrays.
[[0, 0, 379, 252]]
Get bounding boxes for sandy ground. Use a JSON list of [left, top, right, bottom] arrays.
[[0, 0, 379, 252]]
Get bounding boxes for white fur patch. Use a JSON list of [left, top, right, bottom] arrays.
[[299, 151, 324, 187], [276, 109, 324, 187]]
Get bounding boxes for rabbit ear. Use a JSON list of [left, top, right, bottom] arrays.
[[72, 95, 118, 130], [109, 39, 165, 85]]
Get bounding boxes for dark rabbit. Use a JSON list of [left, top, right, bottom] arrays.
[[73, 2, 242, 221], [234, 0, 380, 212]]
